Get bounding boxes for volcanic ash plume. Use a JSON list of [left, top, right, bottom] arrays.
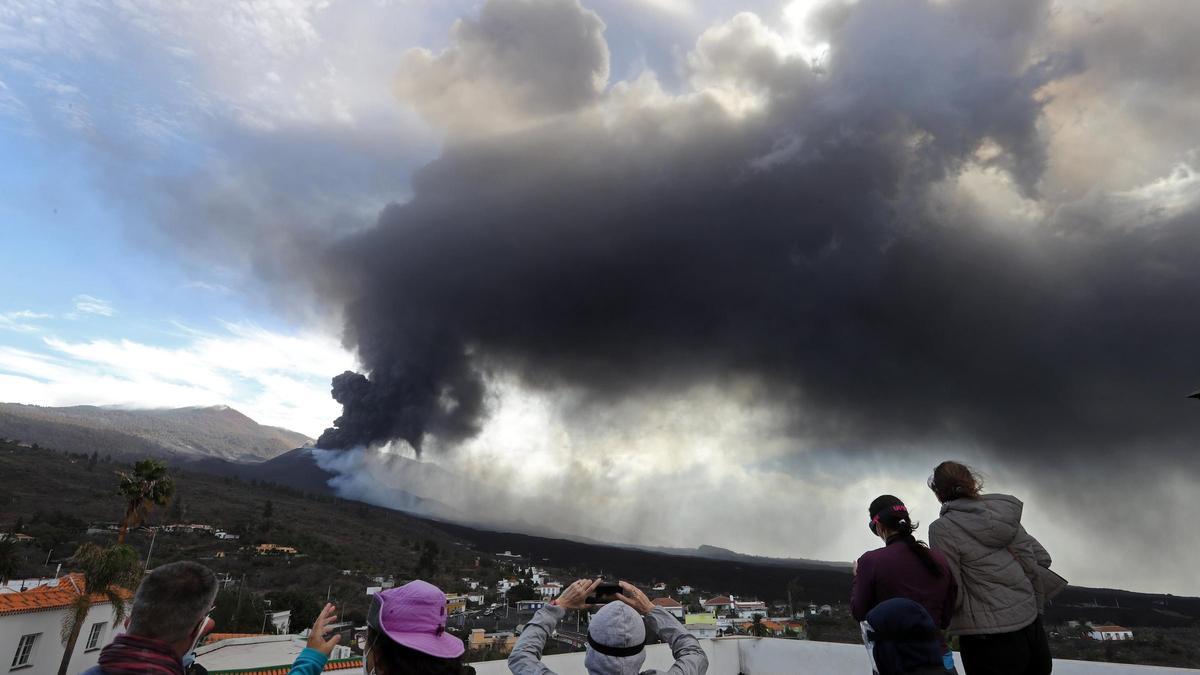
[[315, 0, 1200, 467]]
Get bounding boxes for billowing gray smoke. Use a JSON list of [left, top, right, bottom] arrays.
[[317, 0, 1200, 466]]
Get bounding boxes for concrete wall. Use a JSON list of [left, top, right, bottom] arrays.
[[0, 603, 121, 675], [470, 636, 1200, 675]]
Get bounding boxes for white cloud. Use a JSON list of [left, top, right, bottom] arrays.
[[0, 310, 50, 332], [184, 280, 233, 294], [71, 294, 114, 317], [0, 321, 357, 437]]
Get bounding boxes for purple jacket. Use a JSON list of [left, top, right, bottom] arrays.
[[851, 537, 957, 629]]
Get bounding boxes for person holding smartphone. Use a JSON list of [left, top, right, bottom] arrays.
[[508, 578, 708, 675], [82, 561, 219, 675]]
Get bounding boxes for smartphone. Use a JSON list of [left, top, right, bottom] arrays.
[[586, 583, 624, 604]]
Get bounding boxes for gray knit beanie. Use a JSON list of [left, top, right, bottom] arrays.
[[585, 602, 647, 675]]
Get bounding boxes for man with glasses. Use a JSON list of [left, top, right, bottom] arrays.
[[83, 561, 219, 675]]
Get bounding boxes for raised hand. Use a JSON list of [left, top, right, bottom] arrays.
[[556, 578, 602, 610], [306, 603, 343, 656], [614, 581, 655, 616]]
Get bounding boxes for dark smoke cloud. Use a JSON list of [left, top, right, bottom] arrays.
[[316, 0, 1200, 466]]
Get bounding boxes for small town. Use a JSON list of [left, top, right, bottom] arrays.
[[0, 444, 1176, 675]]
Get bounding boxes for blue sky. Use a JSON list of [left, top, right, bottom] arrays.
[[0, 0, 789, 435]]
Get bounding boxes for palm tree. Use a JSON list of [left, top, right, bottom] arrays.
[[116, 459, 175, 544], [58, 543, 141, 675], [749, 613, 770, 638]]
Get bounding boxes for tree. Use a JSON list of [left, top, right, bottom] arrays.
[[266, 590, 319, 632], [261, 500, 274, 533], [507, 582, 537, 603], [168, 495, 184, 523], [87, 452, 98, 472], [749, 614, 770, 637], [116, 459, 175, 544], [0, 539, 19, 583], [57, 543, 140, 675], [11, 515, 24, 534], [414, 540, 439, 579]]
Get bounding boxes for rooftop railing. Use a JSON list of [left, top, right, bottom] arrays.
[[469, 637, 1198, 674]]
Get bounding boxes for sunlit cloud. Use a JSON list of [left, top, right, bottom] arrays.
[[0, 321, 356, 437]]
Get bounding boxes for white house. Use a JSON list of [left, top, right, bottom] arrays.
[[676, 586, 694, 596], [651, 597, 685, 621], [701, 596, 734, 615], [266, 610, 292, 634], [536, 583, 563, 599], [467, 593, 486, 605], [214, 531, 240, 540], [516, 600, 548, 612], [0, 574, 131, 675], [1088, 625, 1134, 641], [734, 601, 768, 619]]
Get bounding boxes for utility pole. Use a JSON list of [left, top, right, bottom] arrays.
[[235, 573, 246, 621], [144, 529, 158, 570]]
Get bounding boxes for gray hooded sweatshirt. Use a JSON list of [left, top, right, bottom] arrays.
[[508, 604, 708, 675], [928, 494, 1062, 637]]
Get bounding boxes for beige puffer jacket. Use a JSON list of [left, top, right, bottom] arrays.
[[928, 494, 1060, 637]]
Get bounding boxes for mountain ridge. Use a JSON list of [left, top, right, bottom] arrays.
[[0, 402, 311, 463]]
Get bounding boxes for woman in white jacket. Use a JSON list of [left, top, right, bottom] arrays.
[[927, 461, 1065, 675]]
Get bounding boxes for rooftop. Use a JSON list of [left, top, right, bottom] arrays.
[[466, 637, 1197, 674], [0, 573, 132, 616], [652, 597, 682, 608]]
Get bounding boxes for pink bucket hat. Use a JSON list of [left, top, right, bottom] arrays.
[[366, 580, 464, 659]]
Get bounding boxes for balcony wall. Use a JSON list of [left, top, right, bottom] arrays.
[[470, 637, 1198, 674]]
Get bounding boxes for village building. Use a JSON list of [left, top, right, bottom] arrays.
[[701, 595, 734, 615], [0, 574, 132, 675], [1088, 625, 1134, 641], [468, 629, 517, 655], [652, 597, 686, 621]]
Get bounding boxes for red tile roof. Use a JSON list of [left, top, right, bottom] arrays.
[[702, 596, 733, 605], [1091, 625, 1131, 632], [0, 574, 133, 616], [208, 657, 363, 675], [203, 633, 270, 645], [652, 597, 682, 608]]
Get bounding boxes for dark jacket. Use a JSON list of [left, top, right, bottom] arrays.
[[928, 494, 1063, 636], [852, 536, 957, 629]]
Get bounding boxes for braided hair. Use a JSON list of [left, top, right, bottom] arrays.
[[869, 495, 943, 577]]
